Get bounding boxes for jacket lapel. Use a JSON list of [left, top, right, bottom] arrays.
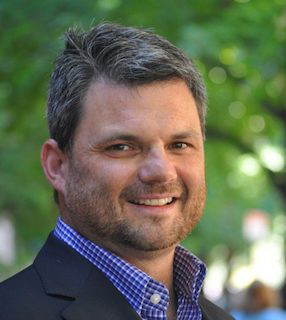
[[199, 295, 234, 320], [34, 233, 141, 320], [61, 264, 141, 320]]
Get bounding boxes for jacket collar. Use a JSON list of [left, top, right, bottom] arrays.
[[199, 295, 234, 320], [34, 233, 141, 320]]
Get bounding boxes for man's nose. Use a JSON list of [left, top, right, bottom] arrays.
[[138, 147, 177, 184]]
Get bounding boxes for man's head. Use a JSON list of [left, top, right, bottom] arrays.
[[42, 23, 207, 254], [47, 23, 207, 153]]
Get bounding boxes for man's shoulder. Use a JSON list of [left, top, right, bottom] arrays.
[[0, 264, 39, 295], [199, 295, 234, 320], [0, 235, 78, 320], [0, 265, 47, 319]]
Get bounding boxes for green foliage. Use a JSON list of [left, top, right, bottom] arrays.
[[0, 0, 285, 275]]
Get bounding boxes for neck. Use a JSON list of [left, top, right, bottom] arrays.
[[109, 243, 177, 289]]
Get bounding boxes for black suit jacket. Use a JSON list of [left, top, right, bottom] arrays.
[[0, 234, 233, 320]]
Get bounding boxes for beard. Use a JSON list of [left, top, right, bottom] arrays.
[[63, 160, 206, 252]]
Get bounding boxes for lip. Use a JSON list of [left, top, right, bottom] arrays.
[[127, 194, 178, 207], [127, 194, 180, 201], [126, 197, 178, 215]]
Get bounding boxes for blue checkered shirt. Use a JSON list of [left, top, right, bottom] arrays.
[[54, 218, 206, 319]]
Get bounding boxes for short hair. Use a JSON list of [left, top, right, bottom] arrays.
[[47, 23, 207, 153]]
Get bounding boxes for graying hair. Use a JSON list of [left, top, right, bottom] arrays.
[[47, 23, 207, 152]]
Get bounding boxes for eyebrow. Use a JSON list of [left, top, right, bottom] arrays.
[[95, 130, 201, 145], [171, 130, 201, 140], [95, 133, 142, 145]]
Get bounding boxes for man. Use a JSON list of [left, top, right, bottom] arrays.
[[0, 23, 233, 320]]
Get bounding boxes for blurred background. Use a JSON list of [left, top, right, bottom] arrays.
[[0, 0, 285, 311]]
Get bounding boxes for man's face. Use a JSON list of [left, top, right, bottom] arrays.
[[61, 79, 206, 253]]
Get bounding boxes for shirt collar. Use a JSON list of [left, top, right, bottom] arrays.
[[54, 218, 151, 313], [174, 245, 206, 301], [54, 217, 206, 314]]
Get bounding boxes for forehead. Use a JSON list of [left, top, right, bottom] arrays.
[[76, 79, 202, 141]]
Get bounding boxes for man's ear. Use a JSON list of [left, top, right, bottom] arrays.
[[41, 139, 68, 195]]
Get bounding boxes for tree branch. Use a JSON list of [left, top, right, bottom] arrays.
[[262, 101, 286, 120]]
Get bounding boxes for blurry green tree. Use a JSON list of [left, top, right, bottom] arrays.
[[0, 0, 285, 278]]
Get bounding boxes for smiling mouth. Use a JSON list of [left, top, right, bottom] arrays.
[[128, 197, 176, 206]]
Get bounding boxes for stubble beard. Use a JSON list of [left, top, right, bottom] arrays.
[[64, 163, 206, 252]]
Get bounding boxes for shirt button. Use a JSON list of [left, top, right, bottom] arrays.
[[150, 293, 161, 304]]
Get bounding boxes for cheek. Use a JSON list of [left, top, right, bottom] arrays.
[[178, 160, 205, 188], [91, 160, 138, 193]]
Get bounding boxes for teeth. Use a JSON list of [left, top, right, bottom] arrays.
[[132, 197, 173, 206]]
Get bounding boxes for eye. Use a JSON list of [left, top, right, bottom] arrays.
[[106, 144, 131, 151], [170, 142, 188, 149], [103, 143, 139, 158]]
